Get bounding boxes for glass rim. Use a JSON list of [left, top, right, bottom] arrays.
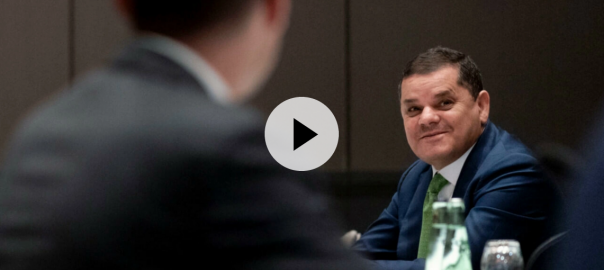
[[484, 239, 521, 247]]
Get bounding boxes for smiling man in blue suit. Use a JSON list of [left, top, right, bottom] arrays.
[[350, 47, 563, 270]]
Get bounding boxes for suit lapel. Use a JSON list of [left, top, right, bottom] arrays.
[[453, 122, 499, 200], [400, 164, 433, 258]]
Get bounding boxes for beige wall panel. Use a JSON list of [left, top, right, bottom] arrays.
[[74, 0, 131, 76], [0, 0, 70, 162], [350, 0, 604, 170], [251, 0, 347, 171]]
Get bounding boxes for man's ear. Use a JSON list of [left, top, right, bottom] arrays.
[[476, 90, 490, 126], [263, 0, 292, 31]]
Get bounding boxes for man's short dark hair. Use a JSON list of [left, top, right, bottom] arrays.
[[130, 0, 258, 38], [399, 46, 483, 99]]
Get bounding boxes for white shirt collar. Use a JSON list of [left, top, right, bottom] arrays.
[[431, 144, 476, 186], [137, 34, 232, 105]]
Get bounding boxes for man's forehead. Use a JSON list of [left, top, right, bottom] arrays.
[[402, 66, 458, 87], [400, 67, 466, 99]]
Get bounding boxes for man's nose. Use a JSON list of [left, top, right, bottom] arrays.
[[418, 107, 440, 127]]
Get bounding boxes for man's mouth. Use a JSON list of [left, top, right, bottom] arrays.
[[420, 131, 447, 139]]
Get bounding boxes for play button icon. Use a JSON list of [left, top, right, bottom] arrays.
[[293, 119, 317, 151], [265, 97, 339, 171]]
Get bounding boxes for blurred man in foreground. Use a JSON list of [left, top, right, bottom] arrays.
[[0, 1, 366, 269], [347, 47, 563, 270], [557, 103, 604, 269]]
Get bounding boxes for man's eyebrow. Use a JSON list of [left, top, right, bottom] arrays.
[[403, 90, 454, 104], [435, 89, 455, 98], [402, 98, 418, 105]]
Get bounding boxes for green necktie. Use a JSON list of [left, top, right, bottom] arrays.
[[417, 173, 449, 259]]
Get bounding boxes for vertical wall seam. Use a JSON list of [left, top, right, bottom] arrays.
[[68, 0, 75, 83], [344, 0, 353, 229], [344, 0, 352, 172]]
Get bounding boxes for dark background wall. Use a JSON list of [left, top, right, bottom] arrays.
[[1, 0, 603, 231]]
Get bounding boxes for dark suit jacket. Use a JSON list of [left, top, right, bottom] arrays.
[[0, 40, 366, 270], [557, 104, 604, 270], [352, 122, 563, 270]]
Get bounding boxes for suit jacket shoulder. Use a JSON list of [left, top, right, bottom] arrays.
[[0, 41, 368, 270]]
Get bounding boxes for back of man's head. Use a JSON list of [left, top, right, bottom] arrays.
[[121, 0, 259, 38], [399, 46, 483, 100]]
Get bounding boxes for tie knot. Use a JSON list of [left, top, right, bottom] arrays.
[[428, 173, 449, 193]]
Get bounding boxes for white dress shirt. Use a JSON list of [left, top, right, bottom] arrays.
[[137, 35, 232, 105], [431, 144, 476, 201]]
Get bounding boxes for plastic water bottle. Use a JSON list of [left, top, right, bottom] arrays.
[[425, 201, 449, 270], [441, 198, 472, 270]]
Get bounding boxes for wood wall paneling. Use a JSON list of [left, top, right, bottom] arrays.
[[74, 0, 131, 77], [252, 0, 348, 171], [0, 0, 70, 163]]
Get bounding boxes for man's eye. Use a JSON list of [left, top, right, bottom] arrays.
[[406, 107, 421, 116], [440, 100, 453, 106]]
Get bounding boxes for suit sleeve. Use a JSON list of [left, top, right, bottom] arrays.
[[351, 163, 426, 270], [194, 115, 371, 270], [351, 190, 401, 258], [464, 153, 561, 270]]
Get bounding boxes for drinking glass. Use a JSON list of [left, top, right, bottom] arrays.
[[480, 240, 524, 270]]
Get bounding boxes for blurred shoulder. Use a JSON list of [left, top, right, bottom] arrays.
[[4, 67, 268, 164]]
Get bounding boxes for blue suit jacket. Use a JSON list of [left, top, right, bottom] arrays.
[[353, 122, 563, 270]]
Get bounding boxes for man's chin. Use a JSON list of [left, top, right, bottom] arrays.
[[417, 151, 452, 167]]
